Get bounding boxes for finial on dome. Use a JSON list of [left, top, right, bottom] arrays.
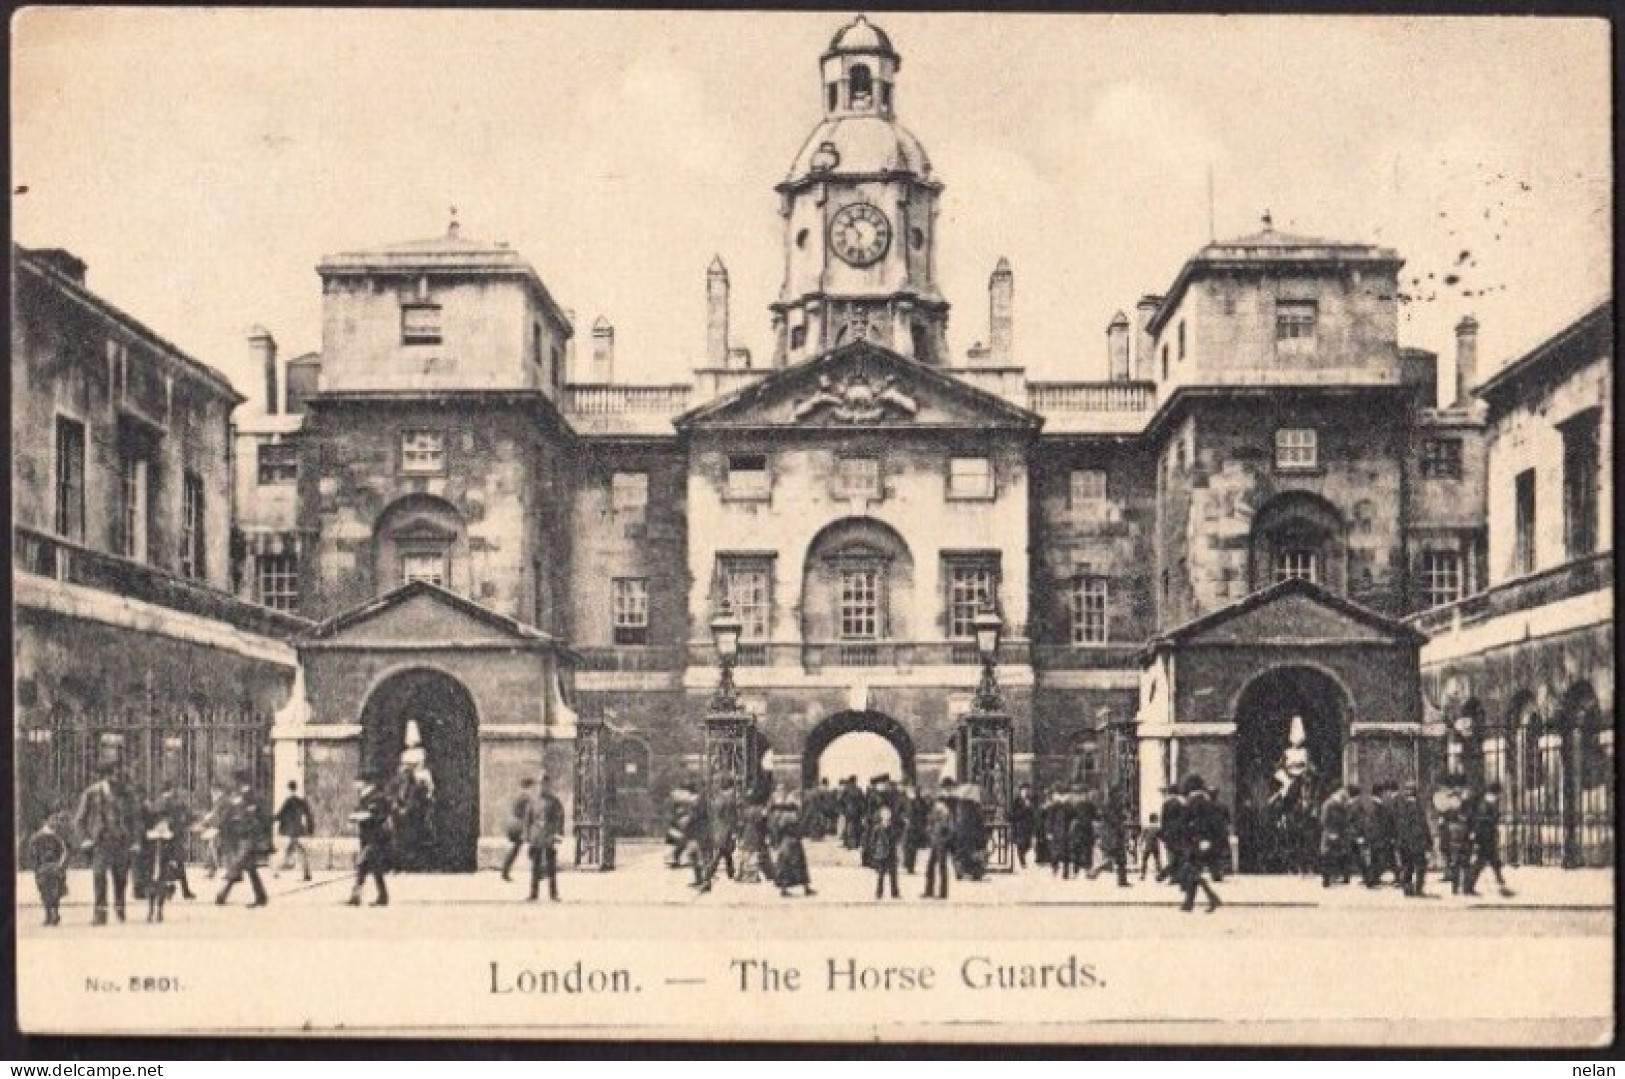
[[1260, 209, 1273, 232], [447, 205, 460, 238]]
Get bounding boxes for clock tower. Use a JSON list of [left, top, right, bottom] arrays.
[[771, 16, 949, 367]]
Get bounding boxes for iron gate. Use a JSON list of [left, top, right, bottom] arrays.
[[19, 707, 272, 859]]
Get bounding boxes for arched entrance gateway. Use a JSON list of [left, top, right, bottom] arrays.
[[359, 668, 481, 872], [1232, 665, 1349, 873], [803, 711, 917, 788]]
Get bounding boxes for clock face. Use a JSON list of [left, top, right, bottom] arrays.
[[829, 203, 892, 267]]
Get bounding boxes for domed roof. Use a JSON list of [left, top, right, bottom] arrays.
[[827, 15, 897, 59], [786, 115, 932, 182]]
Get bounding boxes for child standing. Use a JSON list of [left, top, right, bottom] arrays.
[[28, 813, 72, 926]]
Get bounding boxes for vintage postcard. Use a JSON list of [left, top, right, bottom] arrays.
[[9, 8, 1613, 1045]]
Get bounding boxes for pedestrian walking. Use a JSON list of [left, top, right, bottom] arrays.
[[770, 796, 815, 898], [1009, 783, 1037, 869], [215, 769, 270, 909], [866, 799, 902, 900], [347, 775, 393, 907], [1318, 785, 1354, 887], [27, 812, 72, 927], [1463, 782, 1514, 898], [143, 816, 178, 923], [526, 775, 565, 902], [695, 776, 740, 893], [1088, 789, 1131, 887], [74, 762, 139, 925], [1139, 812, 1164, 881], [1366, 782, 1399, 888], [274, 781, 315, 882], [501, 777, 536, 881], [901, 783, 928, 875], [922, 780, 956, 899], [1395, 782, 1432, 897], [150, 784, 197, 900], [1044, 791, 1073, 879], [1177, 778, 1224, 913], [735, 789, 774, 884], [1159, 786, 1187, 885]]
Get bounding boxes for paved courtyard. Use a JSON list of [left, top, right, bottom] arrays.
[[16, 839, 1612, 940]]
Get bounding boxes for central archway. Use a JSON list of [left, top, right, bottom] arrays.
[[802, 710, 917, 788], [359, 668, 481, 872], [1232, 665, 1349, 873]]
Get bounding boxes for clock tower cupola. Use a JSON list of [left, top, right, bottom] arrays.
[[772, 16, 949, 367]]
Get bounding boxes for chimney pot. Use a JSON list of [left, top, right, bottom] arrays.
[[1107, 311, 1131, 381], [591, 318, 615, 383], [986, 259, 1014, 367], [249, 326, 279, 414], [1454, 314, 1479, 405]]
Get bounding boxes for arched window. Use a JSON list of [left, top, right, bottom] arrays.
[[372, 494, 469, 596], [1249, 492, 1348, 594], [802, 518, 915, 652]]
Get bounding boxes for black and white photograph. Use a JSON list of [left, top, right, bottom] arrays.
[[8, 8, 1614, 1046]]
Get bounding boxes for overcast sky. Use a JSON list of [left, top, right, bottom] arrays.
[[12, 10, 1611, 402]]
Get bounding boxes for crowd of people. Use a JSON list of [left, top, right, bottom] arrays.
[[27, 757, 1518, 926]]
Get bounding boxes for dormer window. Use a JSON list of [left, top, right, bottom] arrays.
[[402, 303, 443, 346]]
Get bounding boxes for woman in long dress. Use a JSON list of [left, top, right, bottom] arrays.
[[771, 797, 815, 898]]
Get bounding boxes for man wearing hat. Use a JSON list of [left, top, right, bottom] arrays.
[[501, 777, 536, 882], [695, 775, 740, 893], [1009, 783, 1038, 870], [1318, 784, 1354, 888], [1044, 790, 1073, 879], [347, 773, 394, 906], [526, 774, 566, 901], [1464, 781, 1514, 898], [74, 762, 139, 925], [922, 778, 957, 899], [1394, 782, 1433, 897], [274, 780, 315, 883], [901, 782, 929, 875], [215, 768, 270, 908], [1158, 785, 1187, 885], [865, 775, 902, 900], [1177, 776, 1224, 912]]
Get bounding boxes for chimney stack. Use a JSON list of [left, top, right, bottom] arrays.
[[988, 258, 1014, 367], [563, 309, 578, 382], [707, 256, 731, 369], [1106, 311, 1131, 382], [1134, 295, 1163, 381], [1454, 315, 1479, 405], [249, 326, 278, 414], [591, 317, 615, 383], [33, 248, 88, 285]]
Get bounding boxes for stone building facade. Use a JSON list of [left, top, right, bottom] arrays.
[[1410, 299, 1613, 866], [12, 246, 306, 836], [14, 17, 1611, 872]]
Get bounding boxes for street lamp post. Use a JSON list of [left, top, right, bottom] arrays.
[[703, 599, 756, 800], [961, 607, 1014, 873]]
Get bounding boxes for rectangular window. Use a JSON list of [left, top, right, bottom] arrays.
[[117, 454, 150, 562], [401, 552, 446, 587], [401, 304, 443, 346], [1274, 549, 1318, 584], [839, 566, 881, 640], [838, 456, 882, 500], [612, 577, 650, 645], [257, 553, 299, 612], [725, 454, 770, 500], [1421, 437, 1463, 480], [1514, 468, 1537, 576], [1069, 468, 1107, 507], [1420, 551, 1463, 609], [947, 456, 994, 499], [1069, 575, 1109, 645], [400, 430, 445, 474], [1274, 428, 1318, 471], [257, 441, 298, 485], [1561, 409, 1600, 560], [180, 472, 206, 579], [721, 557, 773, 641], [945, 557, 999, 640], [1276, 301, 1318, 341], [611, 471, 649, 514], [53, 417, 85, 541]]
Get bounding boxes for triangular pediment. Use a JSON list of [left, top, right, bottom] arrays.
[[676, 341, 1041, 431], [1154, 578, 1427, 649], [305, 581, 559, 647]]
